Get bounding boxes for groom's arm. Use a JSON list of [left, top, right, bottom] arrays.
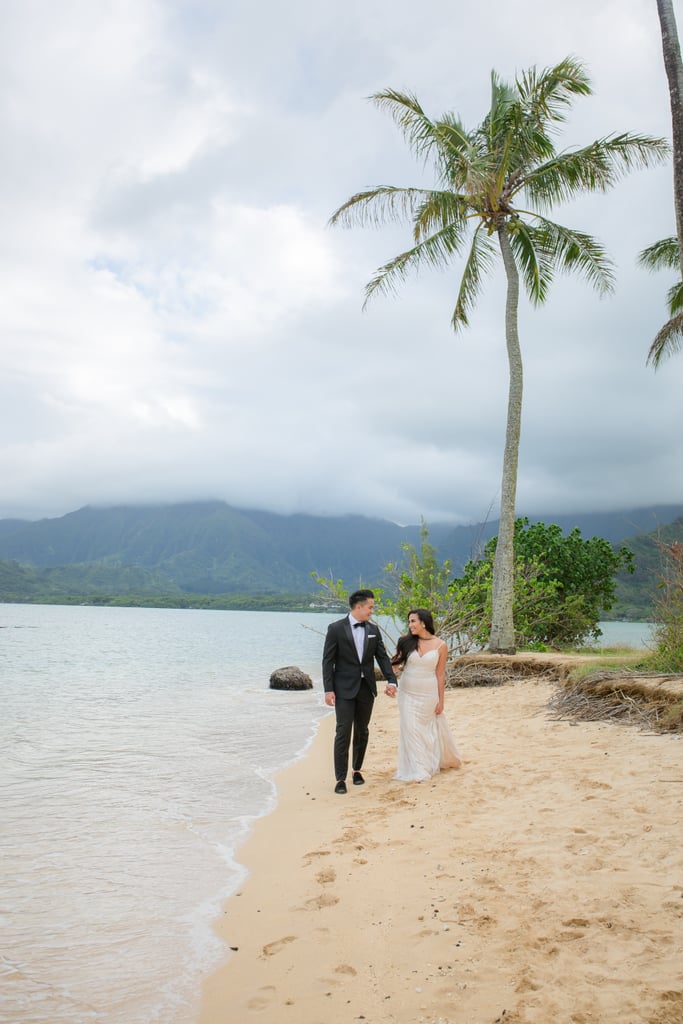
[[372, 630, 398, 689], [322, 622, 338, 694]]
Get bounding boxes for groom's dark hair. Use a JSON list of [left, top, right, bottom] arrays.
[[349, 588, 374, 608]]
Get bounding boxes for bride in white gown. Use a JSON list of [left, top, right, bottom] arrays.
[[391, 609, 462, 782]]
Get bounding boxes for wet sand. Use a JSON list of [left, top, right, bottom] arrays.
[[199, 677, 683, 1024]]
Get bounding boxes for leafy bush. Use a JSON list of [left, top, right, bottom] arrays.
[[384, 519, 633, 651]]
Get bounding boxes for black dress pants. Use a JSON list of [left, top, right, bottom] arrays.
[[333, 678, 375, 781]]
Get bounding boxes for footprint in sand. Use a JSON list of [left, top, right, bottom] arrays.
[[304, 893, 340, 910], [316, 867, 336, 884], [655, 990, 683, 1020], [303, 849, 331, 865], [247, 984, 277, 1009], [515, 974, 541, 993], [558, 928, 588, 942], [335, 964, 357, 976], [333, 827, 364, 844], [261, 935, 296, 958], [477, 875, 504, 891]]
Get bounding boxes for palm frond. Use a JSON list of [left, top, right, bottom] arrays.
[[412, 190, 472, 242], [667, 280, 683, 314], [429, 114, 482, 188], [478, 73, 518, 162], [452, 224, 498, 330], [524, 217, 615, 295], [329, 186, 430, 228], [362, 223, 469, 308], [637, 236, 680, 271], [647, 311, 683, 368], [370, 89, 442, 164], [595, 131, 671, 172], [525, 133, 669, 210], [636, 236, 683, 317], [507, 218, 554, 304], [517, 57, 592, 128], [488, 72, 517, 127]]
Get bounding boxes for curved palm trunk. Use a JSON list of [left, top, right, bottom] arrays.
[[489, 224, 523, 653], [656, 0, 683, 273]]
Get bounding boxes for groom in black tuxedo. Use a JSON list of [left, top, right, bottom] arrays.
[[322, 589, 398, 794]]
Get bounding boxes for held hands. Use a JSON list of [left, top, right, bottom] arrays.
[[385, 683, 397, 698]]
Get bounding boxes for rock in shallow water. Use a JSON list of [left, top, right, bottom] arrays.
[[269, 666, 313, 690]]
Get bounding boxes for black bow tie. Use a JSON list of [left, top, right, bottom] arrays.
[[353, 622, 365, 629]]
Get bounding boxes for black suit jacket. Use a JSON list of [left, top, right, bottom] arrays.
[[322, 616, 397, 699]]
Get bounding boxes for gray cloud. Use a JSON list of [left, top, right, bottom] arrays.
[[0, 0, 681, 526]]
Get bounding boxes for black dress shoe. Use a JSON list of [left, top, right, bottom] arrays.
[[352, 771, 365, 786], [334, 780, 347, 794]]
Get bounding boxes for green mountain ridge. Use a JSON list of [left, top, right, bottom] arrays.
[[0, 500, 682, 615]]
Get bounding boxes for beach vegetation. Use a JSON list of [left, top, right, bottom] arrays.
[[649, 538, 683, 671], [319, 520, 633, 653], [612, 515, 683, 619], [547, 670, 683, 732], [564, 652, 650, 682], [330, 58, 667, 654], [386, 520, 632, 651]]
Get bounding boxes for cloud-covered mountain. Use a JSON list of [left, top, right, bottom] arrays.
[[1, 501, 682, 599]]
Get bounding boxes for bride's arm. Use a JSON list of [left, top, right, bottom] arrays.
[[435, 641, 448, 715]]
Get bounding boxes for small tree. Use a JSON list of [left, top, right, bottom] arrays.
[[383, 520, 454, 625], [651, 540, 683, 670], [513, 520, 633, 631], [445, 519, 633, 649]]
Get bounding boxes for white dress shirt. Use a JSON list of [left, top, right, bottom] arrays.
[[349, 613, 365, 661]]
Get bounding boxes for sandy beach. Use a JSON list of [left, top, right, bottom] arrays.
[[200, 673, 683, 1024]]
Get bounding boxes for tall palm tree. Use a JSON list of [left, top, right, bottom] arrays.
[[330, 57, 667, 652], [656, 0, 683, 272], [640, 0, 683, 368]]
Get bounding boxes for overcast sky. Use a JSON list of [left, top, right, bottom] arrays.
[[1, 0, 682, 526]]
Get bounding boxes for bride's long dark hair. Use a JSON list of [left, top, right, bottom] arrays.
[[391, 608, 436, 667]]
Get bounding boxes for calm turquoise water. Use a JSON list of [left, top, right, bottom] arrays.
[[591, 619, 654, 648], [0, 605, 331, 1024], [0, 605, 653, 1024]]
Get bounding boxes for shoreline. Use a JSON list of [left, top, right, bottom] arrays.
[[199, 678, 682, 1024]]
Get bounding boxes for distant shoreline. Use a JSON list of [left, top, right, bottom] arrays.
[[0, 594, 653, 624], [0, 594, 330, 612]]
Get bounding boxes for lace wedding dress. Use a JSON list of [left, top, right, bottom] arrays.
[[394, 648, 462, 782]]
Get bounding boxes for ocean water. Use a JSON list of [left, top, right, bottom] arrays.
[[592, 619, 654, 649], [0, 604, 332, 1024], [0, 605, 654, 1024]]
